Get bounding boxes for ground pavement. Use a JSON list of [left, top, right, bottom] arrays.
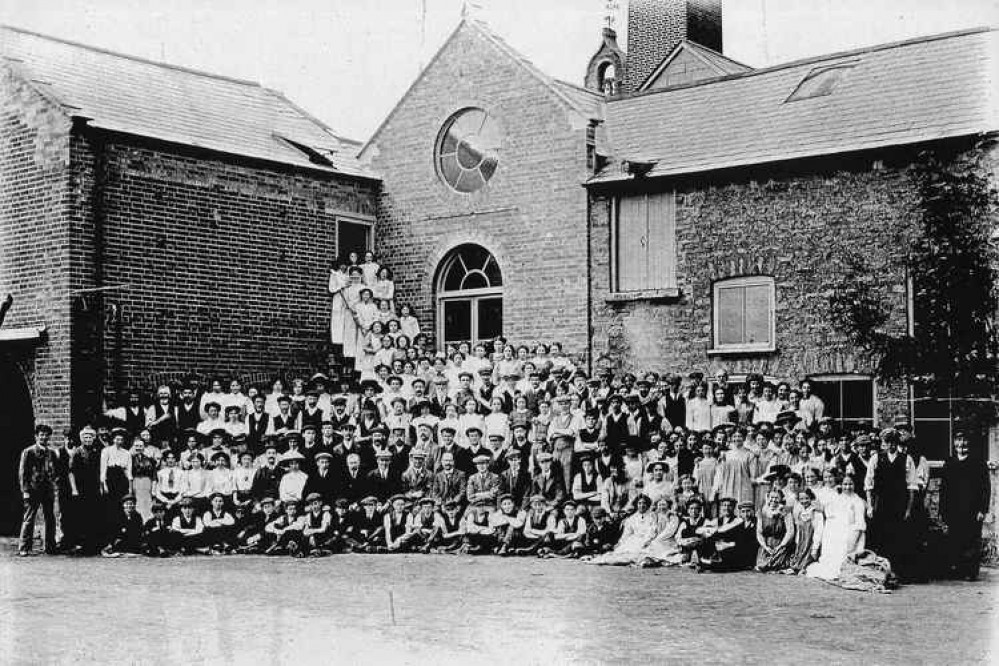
[[0, 542, 995, 665]]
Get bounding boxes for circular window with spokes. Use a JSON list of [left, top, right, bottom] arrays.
[[435, 108, 502, 193]]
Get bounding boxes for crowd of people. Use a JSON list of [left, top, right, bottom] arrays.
[[14, 253, 991, 589]]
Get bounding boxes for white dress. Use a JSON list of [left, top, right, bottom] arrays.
[[807, 492, 867, 580], [329, 270, 349, 345], [588, 510, 660, 565], [341, 284, 364, 358]]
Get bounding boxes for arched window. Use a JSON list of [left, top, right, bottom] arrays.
[[435, 244, 503, 348]]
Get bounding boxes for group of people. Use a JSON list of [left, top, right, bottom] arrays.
[[16, 263, 992, 584]]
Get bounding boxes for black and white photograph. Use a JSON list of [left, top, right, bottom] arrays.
[[1, 0, 997, 663]]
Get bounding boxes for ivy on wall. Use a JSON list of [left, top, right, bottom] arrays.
[[828, 140, 999, 404]]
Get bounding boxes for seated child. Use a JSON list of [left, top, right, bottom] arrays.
[[547, 500, 588, 558], [264, 499, 305, 556], [169, 497, 205, 555], [432, 498, 466, 552], [301, 492, 333, 556], [103, 495, 144, 556]]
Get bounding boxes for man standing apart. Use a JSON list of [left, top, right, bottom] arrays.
[[18, 424, 56, 556], [939, 431, 991, 581]]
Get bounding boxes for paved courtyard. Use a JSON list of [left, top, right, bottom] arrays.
[[0, 544, 995, 665]]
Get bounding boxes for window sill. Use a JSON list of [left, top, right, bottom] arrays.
[[707, 346, 776, 356], [605, 288, 681, 303]]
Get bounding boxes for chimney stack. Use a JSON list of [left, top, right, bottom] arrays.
[[622, 0, 723, 94]]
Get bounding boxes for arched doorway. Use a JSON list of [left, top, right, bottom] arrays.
[[435, 244, 503, 348], [0, 356, 34, 535]]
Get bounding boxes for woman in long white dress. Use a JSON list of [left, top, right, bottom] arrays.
[[638, 497, 685, 566], [328, 259, 349, 345], [807, 475, 867, 580], [712, 428, 757, 505], [341, 266, 364, 359], [587, 495, 659, 565]]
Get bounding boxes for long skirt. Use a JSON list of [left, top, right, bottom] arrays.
[[756, 536, 794, 571], [133, 477, 154, 521], [788, 515, 817, 572], [330, 293, 347, 345]]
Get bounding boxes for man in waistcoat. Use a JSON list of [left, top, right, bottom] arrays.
[[865, 427, 919, 580]]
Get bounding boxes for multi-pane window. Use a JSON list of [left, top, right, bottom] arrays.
[[712, 276, 775, 352], [809, 374, 876, 431], [613, 191, 676, 292], [912, 386, 960, 462]]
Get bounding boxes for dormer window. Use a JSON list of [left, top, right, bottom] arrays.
[[785, 63, 855, 102]]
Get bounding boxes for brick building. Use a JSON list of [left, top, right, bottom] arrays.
[[0, 27, 379, 530], [360, 19, 603, 355], [365, 2, 996, 459]]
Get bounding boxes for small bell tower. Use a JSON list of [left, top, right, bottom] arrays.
[[584, 1, 626, 96]]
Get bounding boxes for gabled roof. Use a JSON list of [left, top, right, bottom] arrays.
[[638, 40, 752, 91], [360, 18, 603, 159], [0, 25, 377, 179], [591, 27, 998, 184]]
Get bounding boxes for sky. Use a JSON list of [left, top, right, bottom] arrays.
[[2, 0, 997, 141]]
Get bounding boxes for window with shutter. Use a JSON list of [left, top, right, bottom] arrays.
[[712, 276, 776, 353], [613, 192, 676, 292]]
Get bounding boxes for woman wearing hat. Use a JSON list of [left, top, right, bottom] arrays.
[[587, 494, 658, 565], [278, 451, 308, 504], [205, 451, 235, 505]]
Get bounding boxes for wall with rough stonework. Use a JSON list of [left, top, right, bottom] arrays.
[[78, 134, 378, 411], [364, 23, 593, 358], [0, 65, 74, 434], [588, 154, 920, 425]]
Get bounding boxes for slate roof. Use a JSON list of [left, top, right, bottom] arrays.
[[591, 27, 998, 184], [0, 25, 376, 179]]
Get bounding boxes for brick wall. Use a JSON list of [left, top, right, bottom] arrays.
[[589, 154, 921, 424], [365, 24, 593, 360], [79, 134, 378, 408], [623, 0, 723, 93], [0, 64, 74, 434]]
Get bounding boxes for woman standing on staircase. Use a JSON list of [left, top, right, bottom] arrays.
[[329, 257, 350, 347]]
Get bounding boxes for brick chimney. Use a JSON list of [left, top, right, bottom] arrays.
[[622, 0, 723, 93]]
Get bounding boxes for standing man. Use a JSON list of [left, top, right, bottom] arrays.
[[939, 431, 991, 581], [49, 427, 73, 551], [18, 424, 57, 556], [865, 428, 919, 580]]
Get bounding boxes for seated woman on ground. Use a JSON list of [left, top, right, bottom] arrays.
[[786, 487, 824, 574], [755, 489, 796, 573], [634, 496, 684, 568], [586, 494, 658, 566]]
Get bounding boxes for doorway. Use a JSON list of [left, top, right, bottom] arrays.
[[0, 356, 33, 535], [436, 244, 503, 348], [337, 218, 372, 260]]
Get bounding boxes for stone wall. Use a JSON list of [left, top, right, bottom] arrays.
[[588, 154, 920, 424]]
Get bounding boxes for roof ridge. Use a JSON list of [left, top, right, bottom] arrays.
[[0, 24, 264, 88], [683, 40, 753, 69], [553, 78, 603, 98], [618, 25, 995, 102], [466, 19, 594, 115]]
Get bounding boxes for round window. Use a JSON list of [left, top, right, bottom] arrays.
[[435, 108, 502, 193]]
